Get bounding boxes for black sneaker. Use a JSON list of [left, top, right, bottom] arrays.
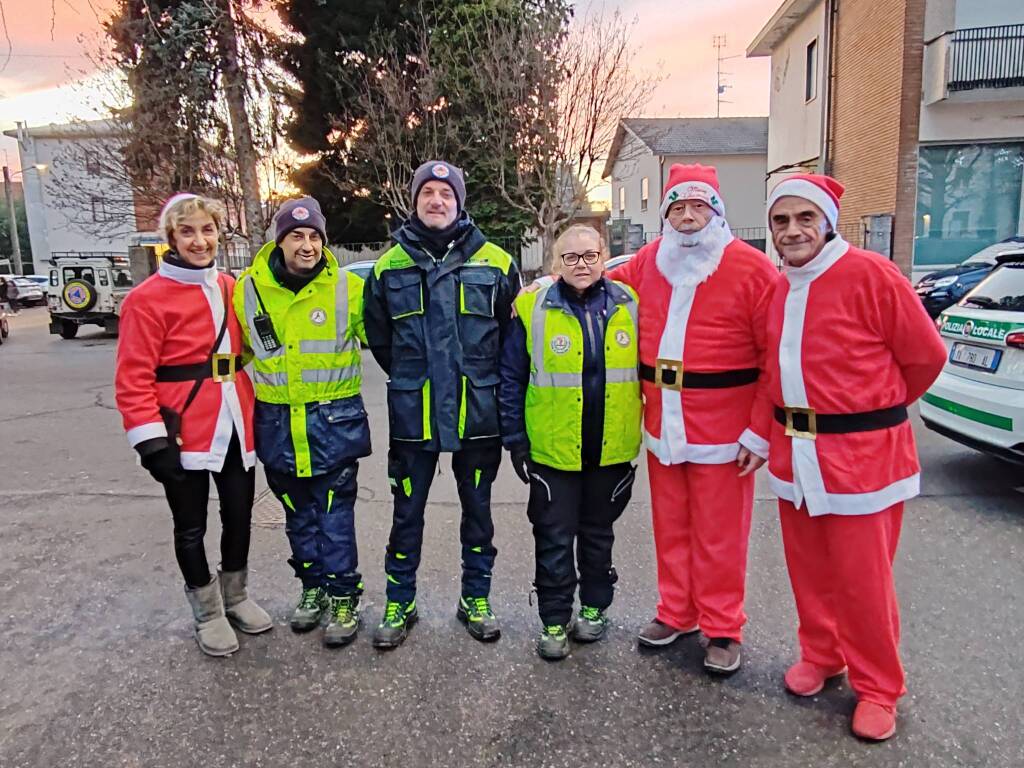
[[572, 605, 609, 643], [290, 586, 327, 632], [372, 599, 418, 649], [456, 596, 501, 642], [536, 623, 571, 660], [323, 594, 361, 648]]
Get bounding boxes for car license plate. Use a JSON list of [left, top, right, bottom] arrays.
[[949, 342, 1002, 372]]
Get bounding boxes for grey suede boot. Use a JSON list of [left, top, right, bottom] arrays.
[[184, 575, 239, 657], [219, 568, 273, 634]]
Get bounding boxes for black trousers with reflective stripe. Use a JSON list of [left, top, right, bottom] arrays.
[[384, 442, 502, 603], [526, 461, 635, 626]]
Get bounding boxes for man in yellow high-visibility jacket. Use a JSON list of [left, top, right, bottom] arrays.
[[234, 197, 370, 648]]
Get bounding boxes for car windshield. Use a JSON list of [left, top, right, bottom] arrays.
[[63, 266, 95, 284], [112, 268, 133, 287], [960, 263, 1024, 312]]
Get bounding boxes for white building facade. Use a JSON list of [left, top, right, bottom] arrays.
[[4, 121, 136, 274], [603, 118, 769, 254]]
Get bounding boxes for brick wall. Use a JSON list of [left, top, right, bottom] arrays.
[[828, 0, 924, 274]]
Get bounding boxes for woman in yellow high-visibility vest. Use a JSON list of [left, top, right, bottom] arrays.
[[498, 225, 641, 660]]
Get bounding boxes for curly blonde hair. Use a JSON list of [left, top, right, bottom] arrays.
[[160, 194, 227, 246]]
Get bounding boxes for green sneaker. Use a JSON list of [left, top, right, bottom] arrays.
[[372, 599, 418, 649], [536, 623, 570, 660], [290, 586, 327, 632], [456, 596, 501, 642], [573, 605, 609, 643], [323, 594, 361, 648]]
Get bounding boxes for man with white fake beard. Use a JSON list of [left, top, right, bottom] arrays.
[[607, 164, 778, 674]]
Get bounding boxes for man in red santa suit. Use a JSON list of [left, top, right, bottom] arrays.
[[608, 164, 778, 674], [764, 174, 946, 740]]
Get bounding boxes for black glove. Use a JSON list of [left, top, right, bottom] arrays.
[[510, 447, 531, 485], [137, 439, 185, 485]]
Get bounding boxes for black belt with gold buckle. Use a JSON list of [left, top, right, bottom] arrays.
[[774, 405, 908, 440], [156, 354, 242, 383], [640, 361, 759, 391]]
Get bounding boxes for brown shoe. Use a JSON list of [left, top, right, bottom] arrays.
[[703, 637, 742, 674], [637, 618, 699, 647]]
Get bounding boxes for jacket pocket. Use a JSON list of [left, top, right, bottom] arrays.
[[308, 396, 372, 469], [253, 402, 295, 474], [387, 376, 430, 442], [460, 368, 500, 440], [458, 269, 500, 360], [386, 270, 424, 320]]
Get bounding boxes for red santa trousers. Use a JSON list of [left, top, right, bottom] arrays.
[[649, 455, 754, 642], [779, 500, 906, 707]]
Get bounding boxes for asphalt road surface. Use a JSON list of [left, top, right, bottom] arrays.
[[1, 306, 1021, 768]]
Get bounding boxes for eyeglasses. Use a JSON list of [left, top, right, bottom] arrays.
[[559, 250, 601, 266]]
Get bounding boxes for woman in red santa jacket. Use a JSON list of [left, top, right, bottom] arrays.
[[763, 174, 947, 740], [608, 164, 778, 674], [115, 193, 271, 657]]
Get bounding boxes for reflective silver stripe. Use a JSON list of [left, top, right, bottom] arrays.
[[242, 278, 284, 360], [301, 365, 361, 384], [530, 371, 582, 388], [254, 370, 288, 386], [606, 367, 639, 384], [300, 339, 337, 354], [335, 277, 350, 352], [530, 284, 553, 373]]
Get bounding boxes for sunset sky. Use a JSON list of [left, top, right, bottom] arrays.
[[0, 0, 780, 172]]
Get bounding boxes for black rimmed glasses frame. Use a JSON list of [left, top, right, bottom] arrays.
[[559, 250, 602, 267]]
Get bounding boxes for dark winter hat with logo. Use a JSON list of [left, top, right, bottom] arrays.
[[411, 160, 467, 212], [274, 197, 327, 244]]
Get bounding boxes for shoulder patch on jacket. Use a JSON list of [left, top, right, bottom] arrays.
[[374, 245, 417, 278]]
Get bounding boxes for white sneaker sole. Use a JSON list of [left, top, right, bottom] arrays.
[[704, 651, 742, 674], [637, 624, 700, 647]]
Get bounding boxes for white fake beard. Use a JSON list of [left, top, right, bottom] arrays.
[[655, 215, 733, 288]]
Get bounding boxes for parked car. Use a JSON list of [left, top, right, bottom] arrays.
[[47, 255, 133, 339], [0, 275, 46, 307], [913, 237, 1024, 318], [920, 249, 1024, 464], [340, 259, 376, 281], [605, 253, 635, 271], [24, 274, 51, 293], [0, 306, 9, 345]]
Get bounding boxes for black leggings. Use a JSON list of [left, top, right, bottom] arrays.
[[161, 433, 255, 588]]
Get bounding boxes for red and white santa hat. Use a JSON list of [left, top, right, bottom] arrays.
[[660, 163, 725, 219], [158, 192, 200, 232], [767, 173, 845, 230]]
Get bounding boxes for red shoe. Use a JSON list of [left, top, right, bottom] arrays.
[[851, 701, 897, 741], [784, 661, 847, 697]]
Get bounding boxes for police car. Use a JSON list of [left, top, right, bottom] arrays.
[[921, 250, 1024, 464]]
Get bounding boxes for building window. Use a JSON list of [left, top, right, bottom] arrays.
[[641, 177, 649, 212], [914, 142, 1024, 267], [85, 151, 101, 176], [91, 196, 109, 223], [805, 39, 818, 102], [619, 186, 626, 216]]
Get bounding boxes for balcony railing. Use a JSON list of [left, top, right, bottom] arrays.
[[948, 24, 1024, 93]]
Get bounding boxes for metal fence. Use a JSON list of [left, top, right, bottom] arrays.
[[948, 24, 1024, 92]]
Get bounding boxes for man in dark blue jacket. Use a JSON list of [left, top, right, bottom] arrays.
[[363, 160, 521, 649]]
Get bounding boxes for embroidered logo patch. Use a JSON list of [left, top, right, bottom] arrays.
[[309, 308, 327, 326], [432, 164, 450, 179], [292, 206, 310, 221], [550, 335, 571, 355], [615, 329, 631, 347]]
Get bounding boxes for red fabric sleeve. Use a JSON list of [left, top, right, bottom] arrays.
[[882, 265, 948, 404], [607, 242, 653, 289], [114, 291, 167, 445]]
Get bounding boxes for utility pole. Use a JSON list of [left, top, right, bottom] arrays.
[[2, 165, 23, 276]]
